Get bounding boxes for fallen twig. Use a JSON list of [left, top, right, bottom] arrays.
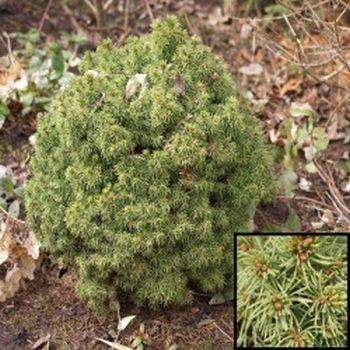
[[144, 0, 154, 23], [314, 161, 350, 221], [213, 322, 234, 343], [124, 0, 129, 30], [0, 206, 26, 225], [38, 0, 54, 33], [61, 3, 88, 36], [30, 334, 51, 350], [104, 0, 114, 11], [94, 0, 106, 31]]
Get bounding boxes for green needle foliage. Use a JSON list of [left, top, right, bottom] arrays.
[[25, 16, 275, 312], [237, 235, 348, 347]]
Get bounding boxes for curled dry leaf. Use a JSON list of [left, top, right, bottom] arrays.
[[298, 177, 312, 192], [209, 293, 226, 305], [175, 75, 185, 96], [0, 56, 22, 86], [125, 74, 148, 100], [240, 23, 253, 40], [321, 210, 335, 227], [239, 63, 263, 76], [117, 315, 136, 331], [341, 180, 350, 194], [0, 164, 7, 179], [0, 214, 40, 302], [279, 77, 302, 97], [0, 56, 27, 98]]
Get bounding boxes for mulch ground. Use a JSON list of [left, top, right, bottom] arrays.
[[0, 258, 233, 350]]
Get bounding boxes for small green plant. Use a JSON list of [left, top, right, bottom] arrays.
[[237, 235, 347, 347], [222, 0, 291, 17], [0, 29, 85, 129], [0, 164, 22, 218], [278, 103, 329, 197], [25, 16, 275, 312]]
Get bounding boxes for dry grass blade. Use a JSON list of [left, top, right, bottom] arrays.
[[30, 334, 51, 350], [96, 338, 133, 350]]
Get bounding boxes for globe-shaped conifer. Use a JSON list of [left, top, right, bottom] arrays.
[[25, 17, 275, 312]]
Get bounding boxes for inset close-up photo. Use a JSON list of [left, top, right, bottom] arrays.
[[235, 235, 348, 348]]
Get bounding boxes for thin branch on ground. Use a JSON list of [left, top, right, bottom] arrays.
[[144, 0, 154, 23], [0, 206, 26, 225], [94, 0, 106, 30], [213, 322, 234, 343], [61, 3, 88, 36], [83, 0, 96, 14], [124, 0, 129, 30], [314, 161, 350, 221], [38, 0, 54, 33], [0, 31, 13, 64], [104, 0, 114, 11], [278, 195, 337, 213]]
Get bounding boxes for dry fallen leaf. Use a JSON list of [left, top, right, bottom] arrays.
[[0, 213, 40, 302], [0, 56, 27, 98], [341, 180, 350, 193], [175, 75, 185, 96], [279, 77, 302, 97], [321, 210, 335, 226], [298, 177, 312, 192], [240, 23, 253, 40], [96, 338, 133, 350], [0, 56, 22, 86], [269, 128, 280, 144], [207, 7, 229, 26], [125, 74, 148, 100], [327, 119, 344, 141], [118, 315, 136, 331], [239, 63, 263, 76]]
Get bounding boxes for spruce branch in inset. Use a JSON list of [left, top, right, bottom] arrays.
[[237, 235, 347, 347]]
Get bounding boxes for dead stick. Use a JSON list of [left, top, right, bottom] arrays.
[[124, 0, 129, 30], [144, 0, 154, 22], [94, 0, 106, 32], [38, 0, 54, 33], [61, 3, 88, 36]]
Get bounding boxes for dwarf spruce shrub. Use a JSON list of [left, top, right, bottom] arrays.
[[25, 17, 275, 312], [237, 236, 347, 347]]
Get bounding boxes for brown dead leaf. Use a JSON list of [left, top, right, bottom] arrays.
[[327, 119, 345, 141], [175, 75, 185, 96], [0, 56, 22, 86], [321, 210, 335, 227], [239, 63, 263, 76], [279, 77, 302, 97], [269, 128, 281, 145], [0, 214, 40, 302], [207, 7, 230, 26], [339, 71, 350, 87]]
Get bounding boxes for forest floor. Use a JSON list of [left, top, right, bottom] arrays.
[[0, 0, 349, 349]]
